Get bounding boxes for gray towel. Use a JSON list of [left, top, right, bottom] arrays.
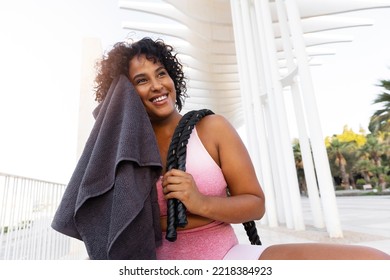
[[51, 75, 163, 259]]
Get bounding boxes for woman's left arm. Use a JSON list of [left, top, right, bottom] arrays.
[[163, 114, 265, 223], [200, 114, 265, 223]]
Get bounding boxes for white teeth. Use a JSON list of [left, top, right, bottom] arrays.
[[152, 95, 168, 103]]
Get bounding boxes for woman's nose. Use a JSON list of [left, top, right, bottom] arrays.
[[151, 79, 163, 91]]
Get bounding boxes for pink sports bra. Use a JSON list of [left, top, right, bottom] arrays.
[[156, 127, 227, 216]]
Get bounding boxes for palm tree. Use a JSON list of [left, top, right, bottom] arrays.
[[359, 135, 385, 167], [292, 139, 307, 195], [352, 158, 374, 184], [369, 79, 390, 134], [357, 134, 387, 188], [373, 165, 390, 190], [326, 138, 356, 189]]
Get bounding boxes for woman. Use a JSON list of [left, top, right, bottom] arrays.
[[94, 37, 389, 260]]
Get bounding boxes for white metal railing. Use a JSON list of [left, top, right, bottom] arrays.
[[0, 172, 87, 260]]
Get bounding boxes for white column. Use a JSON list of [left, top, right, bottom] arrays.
[[255, 0, 305, 230], [275, 0, 325, 229], [229, 0, 258, 167], [284, 0, 343, 237], [230, 0, 278, 227], [250, 1, 293, 229]]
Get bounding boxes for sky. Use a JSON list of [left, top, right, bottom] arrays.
[[0, 0, 390, 184], [309, 8, 390, 137]]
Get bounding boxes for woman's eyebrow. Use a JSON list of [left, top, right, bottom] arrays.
[[132, 73, 145, 80], [155, 66, 165, 72]]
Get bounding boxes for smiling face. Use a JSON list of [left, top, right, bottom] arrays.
[[129, 55, 178, 123]]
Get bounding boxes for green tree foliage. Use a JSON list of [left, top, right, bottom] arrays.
[[357, 134, 388, 189], [369, 79, 390, 134], [293, 127, 389, 191], [326, 134, 358, 189], [291, 77, 390, 192], [292, 139, 307, 195]]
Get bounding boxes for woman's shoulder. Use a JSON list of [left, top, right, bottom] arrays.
[[195, 113, 239, 146], [194, 113, 237, 166], [197, 114, 232, 132]]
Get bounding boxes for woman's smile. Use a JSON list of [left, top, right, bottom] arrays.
[[151, 94, 169, 104]]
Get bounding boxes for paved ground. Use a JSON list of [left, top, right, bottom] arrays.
[[232, 195, 390, 255]]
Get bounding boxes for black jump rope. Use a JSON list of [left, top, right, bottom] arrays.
[[164, 109, 261, 245]]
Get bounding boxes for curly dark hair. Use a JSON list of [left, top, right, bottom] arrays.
[[94, 37, 187, 111]]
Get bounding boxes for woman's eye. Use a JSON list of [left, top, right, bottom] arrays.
[[136, 78, 147, 85], [158, 71, 167, 77]]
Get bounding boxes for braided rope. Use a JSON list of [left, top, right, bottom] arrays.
[[165, 111, 196, 242], [243, 221, 262, 245], [165, 109, 261, 246], [174, 110, 214, 228], [226, 191, 262, 245], [165, 110, 213, 241]]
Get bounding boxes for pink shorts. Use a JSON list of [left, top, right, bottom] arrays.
[[156, 221, 266, 260], [223, 244, 267, 260], [156, 221, 238, 260]]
